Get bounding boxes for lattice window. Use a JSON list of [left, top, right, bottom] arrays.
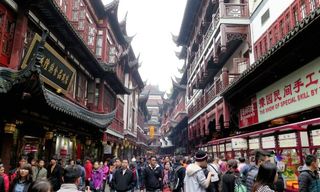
[[0, 5, 15, 67]]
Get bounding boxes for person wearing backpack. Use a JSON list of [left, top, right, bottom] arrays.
[[172, 156, 185, 192], [207, 157, 220, 192], [246, 150, 270, 192], [221, 159, 242, 192]]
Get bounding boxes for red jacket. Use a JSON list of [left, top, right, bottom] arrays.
[[85, 161, 93, 180], [1, 173, 10, 192]]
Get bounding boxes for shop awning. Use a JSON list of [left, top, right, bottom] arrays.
[[206, 117, 320, 146]]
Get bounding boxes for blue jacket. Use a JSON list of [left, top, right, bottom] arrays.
[[298, 165, 320, 192]]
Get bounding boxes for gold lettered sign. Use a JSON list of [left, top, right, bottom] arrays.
[[22, 34, 76, 94]]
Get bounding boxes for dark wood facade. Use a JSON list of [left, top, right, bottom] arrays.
[[0, 0, 139, 170]]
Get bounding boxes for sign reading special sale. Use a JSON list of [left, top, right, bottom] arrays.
[[239, 57, 320, 127]]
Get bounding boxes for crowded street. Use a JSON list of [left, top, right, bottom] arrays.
[[1, 0, 320, 191]]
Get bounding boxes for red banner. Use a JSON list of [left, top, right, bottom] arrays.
[[239, 97, 259, 128]]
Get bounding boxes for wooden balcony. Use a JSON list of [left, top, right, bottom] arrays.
[[188, 71, 240, 118], [188, 1, 250, 81], [221, 3, 249, 18], [254, 0, 320, 60]]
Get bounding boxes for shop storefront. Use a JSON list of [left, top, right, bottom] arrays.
[[0, 33, 115, 170]]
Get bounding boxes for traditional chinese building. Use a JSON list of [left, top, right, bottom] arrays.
[[141, 84, 165, 154], [174, 0, 251, 153], [0, 0, 139, 170], [136, 93, 150, 157], [201, 0, 320, 190], [159, 72, 188, 155]]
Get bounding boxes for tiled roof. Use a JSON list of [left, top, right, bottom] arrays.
[[0, 33, 116, 128]]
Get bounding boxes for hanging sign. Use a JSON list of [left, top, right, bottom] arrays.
[[311, 129, 320, 146], [262, 136, 275, 149], [279, 133, 297, 147], [21, 33, 76, 94], [249, 138, 260, 149], [231, 138, 248, 150]]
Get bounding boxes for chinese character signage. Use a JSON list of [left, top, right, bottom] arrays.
[[257, 57, 320, 122], [278, 133, 297, 148], [240, 57, 320, 127], [239, 97, 258, 128], [22, 34, 76, 95]]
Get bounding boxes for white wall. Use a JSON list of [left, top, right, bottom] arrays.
[[250, 0, 294, 43], [249, 0, 294, 64]]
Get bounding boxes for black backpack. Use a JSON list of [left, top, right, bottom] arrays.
[[170, 165, 183, 190]]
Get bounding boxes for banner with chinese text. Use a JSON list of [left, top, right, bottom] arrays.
[[256, 57, 320, 122]]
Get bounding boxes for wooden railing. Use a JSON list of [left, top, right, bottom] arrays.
[[110, 117, 124, 133], [254, 0, 320, 60], [222, 3, 249, 18], [188, 72, 240, 118], [188, 2, 249, 78]]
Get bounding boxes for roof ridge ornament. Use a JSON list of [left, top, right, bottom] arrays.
[[104, 0, 120, 12], [171, 33, 178, 44]]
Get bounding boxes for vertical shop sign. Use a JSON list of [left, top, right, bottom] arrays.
[[239, 97, 259, 128]]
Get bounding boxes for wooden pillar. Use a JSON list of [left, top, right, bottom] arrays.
[[9, 8, 28, 69], [220, 24, 227, 52], [97, 81, 104, 112], [1, 133, 13, 172], [223, 99, 230, 129], [221, 67, 229, 89], [215, 104, 220, 130]]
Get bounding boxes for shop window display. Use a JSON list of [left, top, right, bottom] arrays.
[[275, 149, 300, 190]]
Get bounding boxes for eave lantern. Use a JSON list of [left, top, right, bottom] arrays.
[[85, 138, 92, 146], [4, 123, 16, 134], [45, 132, 54, 140]]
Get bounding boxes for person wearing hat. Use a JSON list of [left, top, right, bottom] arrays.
[[48, 156, 63, 191], [184, 150, 214, 192]]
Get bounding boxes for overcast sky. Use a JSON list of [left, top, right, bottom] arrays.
[[103, 0, 186, 92]]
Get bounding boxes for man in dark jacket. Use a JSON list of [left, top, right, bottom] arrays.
[[298, 154, 320, 192], [172, 155, 186, 192], [48, 156, 63, 191], [221, 159, 240, 192], [140, 156, 163, 192], [112, 159, 136, 192]]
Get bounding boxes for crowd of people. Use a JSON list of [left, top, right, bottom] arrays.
[[0, 150, 319, 192]]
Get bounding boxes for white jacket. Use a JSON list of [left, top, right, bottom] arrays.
[[57, 184, 81, 192], [184, 164, 208, 192]]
